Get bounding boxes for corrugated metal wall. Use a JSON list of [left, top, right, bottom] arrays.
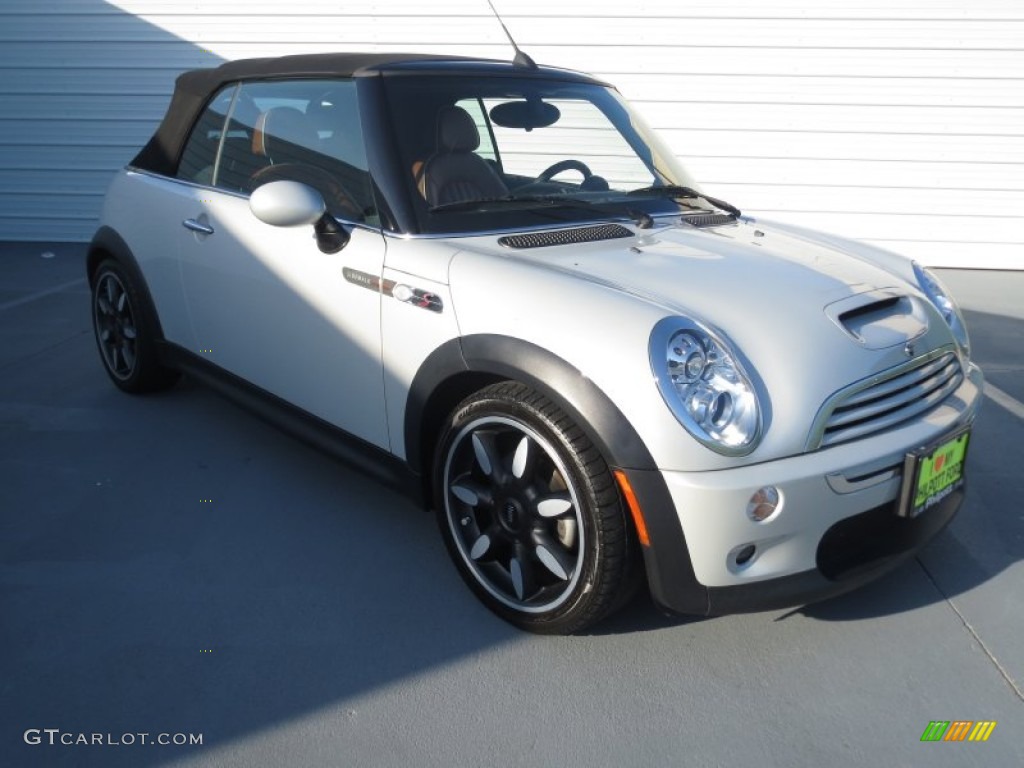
[[1, 0, 1020, 268]]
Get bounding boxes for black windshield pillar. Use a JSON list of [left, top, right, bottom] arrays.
[[357, 74, 420, 235]]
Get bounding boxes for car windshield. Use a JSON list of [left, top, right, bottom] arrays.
[[381, 75, 711, 234]]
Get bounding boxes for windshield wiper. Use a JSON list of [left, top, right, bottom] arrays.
[[626, 185, 741, 218], [429, 194, 655, 229]]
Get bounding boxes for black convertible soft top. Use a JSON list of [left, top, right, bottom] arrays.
[[131, 52, 603, 177]]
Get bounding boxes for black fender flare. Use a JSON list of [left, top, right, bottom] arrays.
[[87, 226, 167, 341], [404, 334, 655, 476], [404, 333, 709, 615]]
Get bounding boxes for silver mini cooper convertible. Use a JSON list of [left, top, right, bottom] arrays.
[[89, 53, 983, 633]]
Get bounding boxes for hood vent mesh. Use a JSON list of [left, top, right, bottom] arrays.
[[682, 213, 736, 228], [498, 224, 633, 249]]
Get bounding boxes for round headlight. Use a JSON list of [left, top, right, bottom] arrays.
[[912, 261, 970, 357], [651, 317, 762, 455]]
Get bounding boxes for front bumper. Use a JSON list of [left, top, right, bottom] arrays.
[[627, 362, 982, 616]]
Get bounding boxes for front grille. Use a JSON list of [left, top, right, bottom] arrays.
[[681, 213, 736, 228], [810, 350, 963, 449], [497, 224, 633, 249]]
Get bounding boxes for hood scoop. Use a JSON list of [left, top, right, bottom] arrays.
[[680, 212, 736, 228], [498, 223, 633, 249], [827, 290, 929, 349]]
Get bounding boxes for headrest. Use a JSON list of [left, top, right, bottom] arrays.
[[308, 91, 366, 166], [436, 106, 480, 153], [252, 107, 319, 158]]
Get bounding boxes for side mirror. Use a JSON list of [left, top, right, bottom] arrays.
[[249, 180, 350, 253], [250, 180, 326, 227]]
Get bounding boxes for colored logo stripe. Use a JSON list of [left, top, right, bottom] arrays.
[[968, 721, 997, 742], [920, 720, 996, 743], [944, 721, 973, 741]]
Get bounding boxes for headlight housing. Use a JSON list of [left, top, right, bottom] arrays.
[[650, 317, 762, 455], [912, 262, 970, 358]]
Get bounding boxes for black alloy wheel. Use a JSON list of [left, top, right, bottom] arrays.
[[435, 382, 639, 634], [91, 259, 178, 393]]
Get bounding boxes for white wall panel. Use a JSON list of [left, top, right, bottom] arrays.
[[0, 0, 1020, 269]]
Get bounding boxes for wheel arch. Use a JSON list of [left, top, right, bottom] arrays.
[[87, 225, 167, 341], [405, 333, 709, 616], [405, 334, 659, 494]]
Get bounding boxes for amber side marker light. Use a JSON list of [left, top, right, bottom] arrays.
[[614, 470, 650, 547]]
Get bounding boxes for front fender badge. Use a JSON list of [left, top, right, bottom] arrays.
[[392, 283, 443, 313], [343, 267, 443, 313]]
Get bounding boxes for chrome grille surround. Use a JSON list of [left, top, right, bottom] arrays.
[[806, 346, 963, 450]]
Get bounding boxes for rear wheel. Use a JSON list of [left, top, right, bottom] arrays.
[[434, 382, 639, 634], [91, 259, 178, 393]]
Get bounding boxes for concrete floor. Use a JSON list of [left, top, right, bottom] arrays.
[[1, 242, 1022, 767]]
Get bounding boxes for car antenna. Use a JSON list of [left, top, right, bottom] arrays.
[[485, 0, 537, 69]]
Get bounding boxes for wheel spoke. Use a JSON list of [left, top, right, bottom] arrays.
[[452, 474, 493, 507], [536, 492, 573, 518], [469, 534, 492, 560], [97, 296, 113, 316], [104, 277, 116, 306], [121, 323, 137, 340], [509, 557, 524, 600], [451, 483, 479, 506], [121, 342, 136, 371], [116, 290, 128, 315], [471, 431, 498, 477], [511, 435, 532, 480], [510, 546, 543, 602], [534, 532, 575, 581]]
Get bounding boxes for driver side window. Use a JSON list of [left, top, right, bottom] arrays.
[[180, 79, 377, 225]]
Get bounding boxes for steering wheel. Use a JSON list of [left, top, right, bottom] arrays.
[[536, 159, 593, 183]]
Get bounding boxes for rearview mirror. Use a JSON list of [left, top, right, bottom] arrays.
[[489, 99, 560, 131], [249, 180, 326, 227]]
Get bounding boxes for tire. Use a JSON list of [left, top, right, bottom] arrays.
[[434, 381, 640, 634], [90, 259, 179, 393]]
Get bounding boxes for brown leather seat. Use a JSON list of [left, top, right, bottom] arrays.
[[418, 106, 507, 207]]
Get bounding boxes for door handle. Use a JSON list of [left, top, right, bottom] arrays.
[[183, 218, 215, 235]]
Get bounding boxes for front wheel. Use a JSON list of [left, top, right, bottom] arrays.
[[434, 382, 639, 634]]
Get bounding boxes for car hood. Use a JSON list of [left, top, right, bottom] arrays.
[[446, 217, 961, 463], [545, 220, 898, 317], [455, 218, 925, 340]]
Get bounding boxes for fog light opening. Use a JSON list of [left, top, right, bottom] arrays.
[[735, 544, 756, 567], [747, 486, 781, 522]]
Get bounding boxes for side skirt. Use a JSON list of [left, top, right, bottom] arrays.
[[158, 342, 422, 504]]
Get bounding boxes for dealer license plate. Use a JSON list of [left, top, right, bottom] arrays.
[[897, 428, 970, 518]]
